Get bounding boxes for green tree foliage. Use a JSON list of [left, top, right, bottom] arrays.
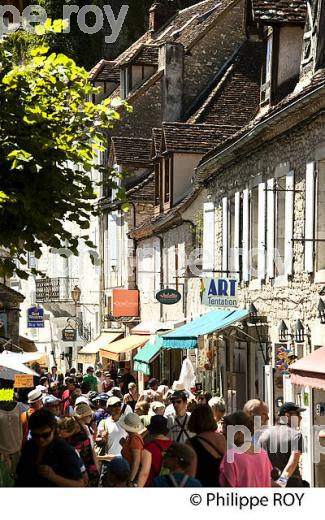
[[0, 22, 131, 279]]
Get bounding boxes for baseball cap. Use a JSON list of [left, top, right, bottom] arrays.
[[93, 393, 109, 402], [171, 390, 188, 402], [107, 457, 130, 482], [107, 396, 121, 407], [278, 402, 306, 416], [75, 396, 90, 406]]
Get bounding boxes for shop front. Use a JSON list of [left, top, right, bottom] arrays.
[[289, 347, 325, 487]]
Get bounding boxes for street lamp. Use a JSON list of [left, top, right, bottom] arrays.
[[71, 285, 81, 306], [278, 320, 289, 342], [295, 319, 305, 343], [318, 298, 325, 324]]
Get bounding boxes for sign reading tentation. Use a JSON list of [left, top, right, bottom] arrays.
[[201, 278, 238, 308]]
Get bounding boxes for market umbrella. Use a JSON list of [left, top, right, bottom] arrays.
[[0, 352, 39, 381]]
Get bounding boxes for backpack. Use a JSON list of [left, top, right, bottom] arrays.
[[151, 440, 171, 478], [167, 473, 189, 487]]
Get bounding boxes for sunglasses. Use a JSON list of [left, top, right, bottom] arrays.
[[31, 430, 53, 440], [172, 400, 183, 405]]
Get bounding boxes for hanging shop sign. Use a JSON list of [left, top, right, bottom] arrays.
[[201, 278, 238, 308], [27, 307, 44, 328], [62, 325, 77, 342], [14, 374, 34, 388], [112, 289, 139, 317], [156, 288, 181, 305]]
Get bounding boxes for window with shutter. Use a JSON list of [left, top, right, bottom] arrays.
[[234, 192, 241, 280], [258, 183, 266, 280], [316, 160, 325, 271], [284, 171, 294, 275], [275, 175, 286, 276], [250, 186, 259, 279], [202, 202, 215, 276], [305, 162, 316, 273], [267, 178, 275, 278], [222, 197, 228, 273], [242, 189, 250, 282]]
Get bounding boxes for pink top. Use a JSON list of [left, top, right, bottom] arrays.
[[219, 448, 272, 487]]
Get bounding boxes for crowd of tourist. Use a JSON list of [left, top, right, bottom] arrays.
[[0, 363, 309, 488]]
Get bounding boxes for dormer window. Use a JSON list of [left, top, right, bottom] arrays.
[[120, 64, 156, 99], [260, 29, 273, 106], [260, 24, 304, 107]]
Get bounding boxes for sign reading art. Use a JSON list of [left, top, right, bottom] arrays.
[[27, 307, 44, 328], [112, 289, 139, 317], [201, 278, 238, 308], [156, 288, 181, 305]]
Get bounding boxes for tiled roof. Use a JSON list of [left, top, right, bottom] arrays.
[[251, 0, 307, 24], [189, 41, 263, 126], [112, 137, 153, 165], [133, 45, 159, 66], [152, 128, 163, 157], [89, 60, 120, 83], [129, 186, 202, 239], [195, 69, 325, 181], [114, 0, 239, 69], [162, 122, 237, 153], [126, 172, 155, 202]]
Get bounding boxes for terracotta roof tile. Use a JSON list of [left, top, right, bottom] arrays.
[[133, 45, 159, 66], [162, 122, 238, 153], [251, 0, 307, 24], [90, 60, 119, 82], [152, 128, 163, 156], [189, 41, 263, 126], [196, 69, 325, 180], [112, 137, 153, 165]]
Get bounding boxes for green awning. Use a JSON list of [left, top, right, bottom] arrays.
[[133, 336, 163, 375], [162, 309, 249, 349]]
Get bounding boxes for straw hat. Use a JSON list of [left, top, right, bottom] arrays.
[[119, 413, 144, 433], [74, 402, 93, 419]]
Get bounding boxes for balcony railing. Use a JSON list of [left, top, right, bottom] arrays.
[[35, 278, 78, 303]]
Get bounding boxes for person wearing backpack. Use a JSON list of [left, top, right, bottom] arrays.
[[137, 416, 172, 487], [152, 443, 202, 488], [166, 390, 194, 444]]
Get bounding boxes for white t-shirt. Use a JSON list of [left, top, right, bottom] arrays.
[[98, 417, 127, 456]]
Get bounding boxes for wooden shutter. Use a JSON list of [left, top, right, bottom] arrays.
[[234, 192, 241, 280], [305, 162, 315, 273], [267, 178, 275, 278], [258, 182, 266, 279], [242, 189, 250, 282], [108, 212, 118, 269], [285, 171, 294, 275], [222, 197, 228, 273], [202, 202, 215, 275]]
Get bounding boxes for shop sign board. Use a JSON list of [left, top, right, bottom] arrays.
[[27, 307, 44, 328], [156, 288, 181, 305], [201, 278, 238, 308]]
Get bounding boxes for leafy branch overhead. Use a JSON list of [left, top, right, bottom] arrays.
[[0, 21, 132, 279]]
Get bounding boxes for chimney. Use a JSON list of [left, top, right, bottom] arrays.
[[149, 0, 177, 33]]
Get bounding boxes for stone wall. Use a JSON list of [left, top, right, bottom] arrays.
[[197, 111, 325, 353]]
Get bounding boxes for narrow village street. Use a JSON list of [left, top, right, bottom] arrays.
[[0, 0, 325, 505]]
